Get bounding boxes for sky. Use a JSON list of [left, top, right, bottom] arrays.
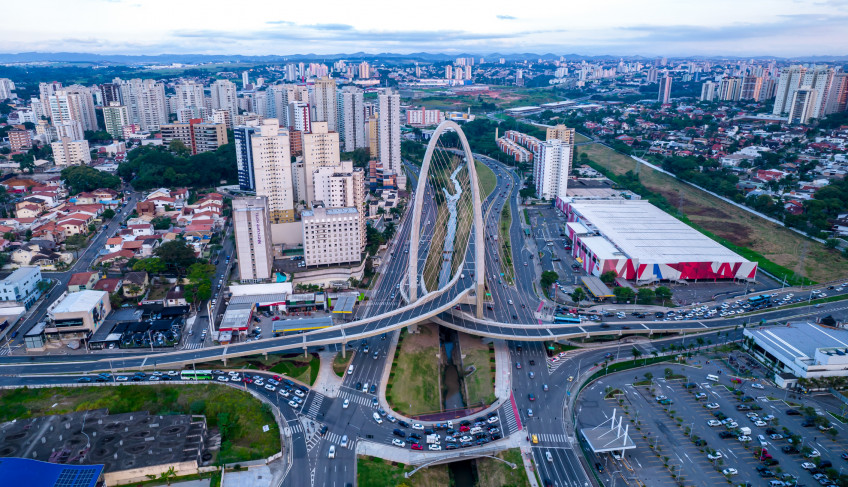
[[3, 0, 848, 57]]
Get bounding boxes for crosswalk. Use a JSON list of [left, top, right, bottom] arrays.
[[501, 406, 519, 435], [304, 392, 324, 419], [182, 342, 204, 350], [532, 433, 570, 444], [339, 390, 374, 407]]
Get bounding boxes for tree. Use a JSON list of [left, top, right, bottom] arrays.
[[632, 347, 642, 360], [613, 286, 635, 303], [570, 287, 586, 303], [60, 165, 121, 194], [600, 271, 618, 285], [102, 208, 115, 219], [151, 216, 172, 230], [637, 287, 655, 304], [540, 270, 559, 290], [168, 139, 191, 158], [825, 239, 839, 249], [154, 240, 196, 270], [133, 257, 168, 274], [64, 234, 88, 251], [655, 286, 673, 305]]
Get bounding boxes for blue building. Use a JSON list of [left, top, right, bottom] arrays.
[[0, 458, 104, 487], [234, 124, 258, 191], [0, 265, 44, 309]]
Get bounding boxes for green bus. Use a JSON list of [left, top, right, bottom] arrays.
[[180, 369, 214, 381]]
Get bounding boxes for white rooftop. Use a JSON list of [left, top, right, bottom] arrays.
[[569, 200, 749, 264], [746, 323, 848, 366], [580, 236, 623, 260], [51, 290, 107, 314]]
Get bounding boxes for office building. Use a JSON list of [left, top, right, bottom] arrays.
[[658, 74, 672, 104], [788, 88, 816, 125], [302, 122, 341, 206], [700, 81, 716, 102], [210, 79, 238, 119], [160, 119, 228, 155], [0, 266, 43, 309], [102, 102, 130, 138], [379, 89, 403, 188], [252, 120, 295, 223], [51, 137, 91, 165], [234, 122, 260, 191], [312, 77, 337, 132], [338, 86, 366, 152], [534, 139, 572, 204], [301, 207, 362, 267], [233, 197, 273, 283]]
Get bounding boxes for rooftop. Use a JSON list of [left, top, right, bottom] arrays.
[[0, 458, 103, 487], [1, 265, 40, 285], [51, 290, 107, 314], [746, 322, 848, 366], [569, 200, 748, 264]]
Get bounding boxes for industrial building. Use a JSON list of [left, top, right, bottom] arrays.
[[744, 322, 848, 387], [562, 199, 756, 283]]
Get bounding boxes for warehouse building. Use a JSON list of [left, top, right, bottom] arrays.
[[563, 199, 756, 283]]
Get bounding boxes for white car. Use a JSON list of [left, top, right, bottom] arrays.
[[705, 403, 720, 409], [392, 439, 405, 447], [116, 376, 128, 382], [655, 395, 668, 402], [288, 400, 299, 408], [217, 376, 229, 382], [342, 398, 350, 409], [694, 392, 707, 400], [725, 422, 738, 428], [754, 421, 767, 427], [340, 435, 349, 448], [278, 389, 289, 398], [722, 468, 738, 476], [707, 452, 723, 460], [294, 389, 305, 397], [428, 444, 442, 451], [707, 420, 722, 427], [373, 413, 383, 424], [750, 383, 764, 389], [264, 384, 276, 392], [412, 423, 424, 430], [737, 436, 752, 442], [254, 379, 264, 386], [328, 445, 336, 459], [801, 462, 817, 469], [806, 449, 820, 458], [487, 416, 499, 424]]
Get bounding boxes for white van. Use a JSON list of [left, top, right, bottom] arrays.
[[706, 374, 720, 382], [470, 427, 483, 435], [347, 364, 354, 375], [758, 434, 767, 447]]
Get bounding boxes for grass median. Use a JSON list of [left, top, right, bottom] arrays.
[[386, 325, 442, 417], [578, 143, 848, 284], [198, 353, 320, 386], [459, 333, 496, 407], [357, 456, 448, 487], [333, 351, 354, 378], [476, 448, 531, 487], [499, 204, 515, 284], [476, 159, 497, 200], [0, 384, 280, 465]]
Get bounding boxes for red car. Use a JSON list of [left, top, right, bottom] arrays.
[[459, 425, 470, 432], [273, 375, 282, 381], [411, 443, 423, 450], [243, 377, 254, 384], [272, 316, 280, 321]]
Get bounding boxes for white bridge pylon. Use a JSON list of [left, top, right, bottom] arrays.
[[407, 120, 486, 318]]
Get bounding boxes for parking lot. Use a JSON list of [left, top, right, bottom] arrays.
[[576, 358, 848, 487]]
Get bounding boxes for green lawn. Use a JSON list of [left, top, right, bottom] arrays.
[[499, 205, 515, 284], [476, 160, 497, 200], [0, 385, 280, 465], [574, 132, 591, 143], [333, 351, 353, 378], [269, 354, 320, 386], [459, 334, 496, 407], [477, 448, 531, 487], [357, 456, 449, 487], [386, 325, 441, 416]]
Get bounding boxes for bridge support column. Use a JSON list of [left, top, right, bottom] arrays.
[[263, 352, 268, 360], [222, 356, 227, 366], [341, 342, 347, 359], [476, 283, 484, 319], [303, 346, 308, 359]]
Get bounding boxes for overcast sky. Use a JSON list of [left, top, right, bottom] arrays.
[[3, 0, 848, 57]]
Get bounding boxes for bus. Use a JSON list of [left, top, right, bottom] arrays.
[[554, 314, 582, 324], [180, 369, 214, 381], [747, 295, 771, 309]]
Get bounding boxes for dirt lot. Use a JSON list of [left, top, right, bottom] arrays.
[[387, 324, 442, 416], [578, 143, 848, 283]]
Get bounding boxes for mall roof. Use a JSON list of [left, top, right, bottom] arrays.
[[51, 290, 107, 314], [0, 458, 102, 487], [569, 200, 748, 264], [746, 322, 848, 365]]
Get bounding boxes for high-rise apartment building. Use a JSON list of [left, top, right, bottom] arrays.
[[99, 83, 120, 106], [646, 67, 658, 84], [302, 122, 341, 206], [0, 78, 16, 100], [48, 87, 98, 132], [740, 75, 763, 100], [312, 161, 366, 251], [51, 137, 91, 165], [234, 122, 260, 191], [241, 71, 250, 88], [174, 82, 206, 122], [788, 88, 816, 125], [338, 86, 366, 152], [828, 73, 848, 114], [54, 121, 84, 141], [212, 109, 233, 130], [38, 81, 63, 119], [546, 124, 575, 144], [718, 77, 742, 101], [252, 120, 295, 223], [773, 66, 807, 115], [210, 80, 238, 119], [378, 89, 403, 188], [658, 74, 672, 104], [700, 81, 716, 102], [301, 207, 362, 267], [288, 101, 311, 133], [445, 65, 453, 80], [312, 77, 338, 132], [160, 119, 228, 155], [367, 113, 379, 159], [102, 102, 130, 138], [534, 139, 573, 203], [9, 130, 32, 151], [358, 62, 370, 79], [233, 196, 273, 283]]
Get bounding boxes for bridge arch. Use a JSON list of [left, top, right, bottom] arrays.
[[407, 120, 485, 317]]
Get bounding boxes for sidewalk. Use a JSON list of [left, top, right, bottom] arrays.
[[519, 445, 541, 487], [311, 350, 344, 398], [493, 339, 511, 400]]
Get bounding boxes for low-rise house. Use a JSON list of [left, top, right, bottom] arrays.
[[129, 224, 154, 237], [68, 272, 99, 292], [93, 278, 123, 294], [122, 271, 149, 298], [165, 286, 187, 307]]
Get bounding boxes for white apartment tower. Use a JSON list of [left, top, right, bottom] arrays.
[[312, 77, 338, 132], [302, 122, 341, 206], [51, 137, 91, 165], [48, 87, 98, 132], [252, 120, 296, 223], [379, 89, 403, 188], [773, 66, 807, 115], [700, 81, 716, 102], [658, 74, 672, 104], [313, 162, 366, 251], [788, 88, 816, 125], [211, 80, 238, 119], [102, 102, 130, 138], [338, 86, 366, 152], [301, 207, 362, 267], [233, 196, 273, 283], [534, 139, 573, 203], [288, 101, 311, 133]]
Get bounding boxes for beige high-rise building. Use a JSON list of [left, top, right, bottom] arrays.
[[160, 120, 227, 154], [210, 79, 238, 119], [302, 122, 341, 206], [313, 162, 366, 251], [546, 124, 575, 144], [367, 113, 379, 159], [301, 207, 362, 267], [233, 196, 273, 283], [252, 119, 295, 223], [312, 77, 338, 132], [51, 137, 91, 165]]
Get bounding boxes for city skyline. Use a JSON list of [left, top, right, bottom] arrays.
[[3, 0, 848, 57]]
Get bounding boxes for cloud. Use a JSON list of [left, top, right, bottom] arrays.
[[496, 15, 516, 20], [265, 20, 294, 25], [306, 23, 353, 31]]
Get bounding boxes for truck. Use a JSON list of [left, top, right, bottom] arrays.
[[426, 434, 440, 444], [739, 427, 752, 436]]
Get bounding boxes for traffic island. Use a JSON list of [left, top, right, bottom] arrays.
[[476, 448, 531, 487], [356, 456, 448, 487], [197, 353, 320, 386], [332, 350, 354, 377], [386, 324, 442, 417], [458, 333, 496, 407]]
